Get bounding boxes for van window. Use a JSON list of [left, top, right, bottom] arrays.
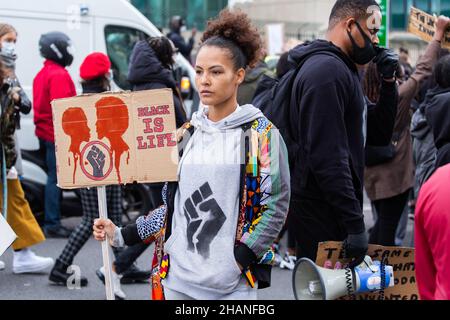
[[104, 25, 148, 90]]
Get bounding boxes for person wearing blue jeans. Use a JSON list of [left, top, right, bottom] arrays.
[[33, 32, 76, 238], [40, 139, 71, 237]]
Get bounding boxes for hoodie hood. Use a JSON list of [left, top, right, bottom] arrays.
[[411, 107, 430, 140], [190, 104, 264, 132], [411, 86, 450, 139], [244, 61, 271, 83], [289, 40, 358, 73], [425, 88, 450, 148], [127, 40, 176, 88]]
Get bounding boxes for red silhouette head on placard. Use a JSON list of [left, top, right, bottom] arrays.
[[62, 107, 91, 184], [95, 96, 130, 183]]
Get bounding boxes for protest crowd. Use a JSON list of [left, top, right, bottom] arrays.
[[1, 0, 450, 301]]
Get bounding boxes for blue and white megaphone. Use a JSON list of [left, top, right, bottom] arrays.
[[293, 256, 395, 300]]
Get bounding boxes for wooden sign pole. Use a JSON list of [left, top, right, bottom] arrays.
[[97, 186, 115, 300]]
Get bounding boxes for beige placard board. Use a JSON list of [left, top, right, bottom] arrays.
[[408, 6, 450, 49], [316, 241, 419, 300], [52, 89, 178, 189]]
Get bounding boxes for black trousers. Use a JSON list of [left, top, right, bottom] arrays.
[[278, 213, 296, 249], [114, 241, 149, 274], [369, 189, 410, 246], [288, 197, 347, 261], [58, 186, 123, 266]]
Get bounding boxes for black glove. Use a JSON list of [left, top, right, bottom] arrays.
[[343, 232, 368, 269], [373, 48, 399, 80]]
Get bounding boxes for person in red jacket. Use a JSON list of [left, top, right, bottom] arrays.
[[33, 31, 76, 238], [415, 164, 450, 300]]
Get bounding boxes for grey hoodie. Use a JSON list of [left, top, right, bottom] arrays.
[[162, 104, 264, 299]]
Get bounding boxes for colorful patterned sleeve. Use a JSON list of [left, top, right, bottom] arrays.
[[136, 205, 167, 243], [240, 121, 291, 258], [136, 183, 169, 243]]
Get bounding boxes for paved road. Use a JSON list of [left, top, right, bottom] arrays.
[[0, 203, 381, 300]]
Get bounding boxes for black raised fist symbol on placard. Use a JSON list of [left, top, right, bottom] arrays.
[[183, 182, 226, 259], [87, 145, 106, 178]]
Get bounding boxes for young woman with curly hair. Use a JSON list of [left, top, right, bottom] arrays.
[[93, 9, 290, 300]]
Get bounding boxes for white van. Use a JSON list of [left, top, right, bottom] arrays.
[[0, 0, 197, 151], [0, 0, 198, 220]]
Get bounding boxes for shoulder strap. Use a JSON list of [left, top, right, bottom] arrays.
[[164, 122, 194, 241], [176, 122, 195, 159]]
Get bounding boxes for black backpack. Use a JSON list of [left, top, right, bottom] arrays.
[[252, 50, 335, 168]]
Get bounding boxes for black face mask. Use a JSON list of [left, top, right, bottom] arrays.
[[347, 21, 377, 65]]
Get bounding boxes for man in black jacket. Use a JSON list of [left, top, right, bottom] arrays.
[[167, 16, 196, 62], [288, 0, 398, 265], [425, 55, 450, 169]]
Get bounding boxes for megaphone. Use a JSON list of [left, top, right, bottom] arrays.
[[292, 256, 395, 300]]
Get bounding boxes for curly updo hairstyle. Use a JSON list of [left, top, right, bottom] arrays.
[[200, 9, 263, 70]]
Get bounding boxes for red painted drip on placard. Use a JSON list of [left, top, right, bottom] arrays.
[[95, 96, 130, 184], [62, 108, 90, 184]]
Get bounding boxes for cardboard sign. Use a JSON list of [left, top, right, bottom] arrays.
[[316, 241, 419, 300], [0, 213, 17, 257], [52, 89, 179, 189], [408, 6, 450, 49]]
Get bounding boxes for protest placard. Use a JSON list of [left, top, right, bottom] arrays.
[[52, 88, 178, 299], [316, 241, 419, 300], [52, 88, 178, 189], [408, 6, 450, 49]]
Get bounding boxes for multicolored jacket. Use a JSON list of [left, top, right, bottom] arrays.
[[120, 117, 291, 299], [1, 79, 32, 170]]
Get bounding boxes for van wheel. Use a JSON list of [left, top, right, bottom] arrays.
[[122, 184, 151, 224]]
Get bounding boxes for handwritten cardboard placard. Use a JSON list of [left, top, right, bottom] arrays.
[[408, 6, 450, 49], [316, 241, 419, 300], [52, 89, 178, 189]]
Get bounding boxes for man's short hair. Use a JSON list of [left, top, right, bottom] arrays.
[[328, 0, 380, 29], [400, 47, 409, 54]]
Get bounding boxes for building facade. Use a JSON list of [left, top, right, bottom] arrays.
[[391, 0, 450, 30], [390, 0, 450, 62], [131, 0, 228, 31], [233, 0, 334, 41], [234, 0, 450, 62]]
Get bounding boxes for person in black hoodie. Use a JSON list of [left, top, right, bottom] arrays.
[[128, 36, 187, 209], [425, 55, 450, 169], [167, 16, 196, 62], [287, 0, 398, 264], [128, 36, 187, 128], [123, 37, 189, 279]]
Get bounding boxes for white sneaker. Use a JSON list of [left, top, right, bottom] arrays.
[[12, 248, 54, 274], [99, 266, 126, 300], [0, 260, 5, 270], [279, 253, 297, 270], [272, 243, 283, 266]]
